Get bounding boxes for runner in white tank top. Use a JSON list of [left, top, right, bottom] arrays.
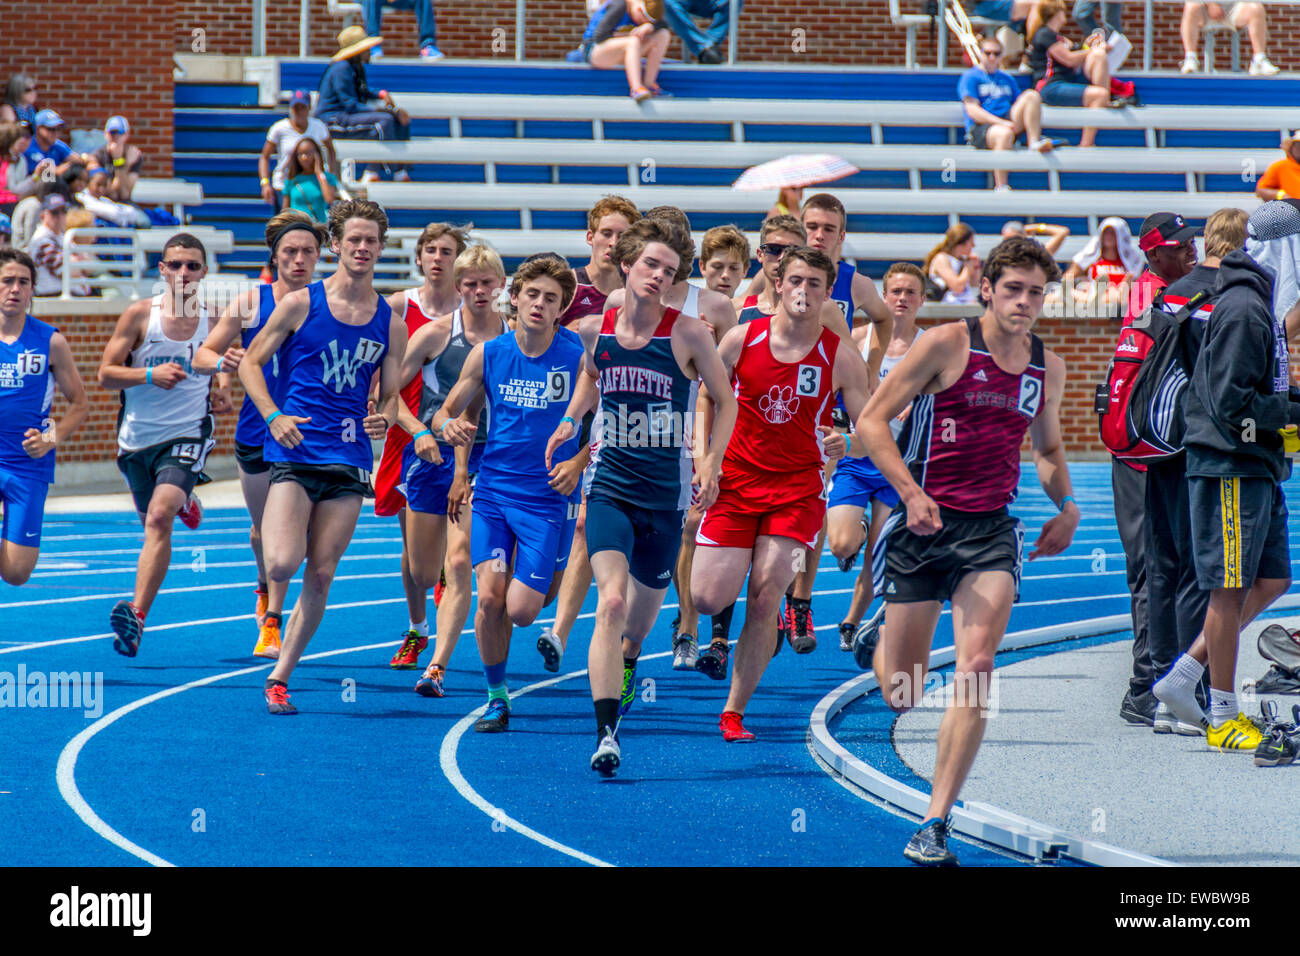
[[96, 236, 219, 658]]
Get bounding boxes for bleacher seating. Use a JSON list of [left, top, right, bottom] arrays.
[[173, 63, 1300, 282], [50, 226, 238, 301]]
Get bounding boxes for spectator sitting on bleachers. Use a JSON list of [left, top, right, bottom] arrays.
[[1, 121, 50, 216], [260, 91, 337, 213], [25, 110, 93, 177], [1002, 218, 1070, 255], [1073, 0, 1123, 38], [0, 213, 10, 247], [1027, 0, 1128, 148], [1062, 215, 1140, 307], [960, 32, 1053, 193], [581, 0, 671, 102], [86, 116, 144, 203], [767, 186, 802, 220], [924, 222, 981, 304], [27, 193, 72, 296], [363, 0, 443, 61], [1180, 2, 1277, 75], [1254, 129, 1300, 202], [0, 73, 37, 128], [12, 179, 71, 252], [78, 168, 149, 228], [62, 207, 95, 297], [283, 138, 343, 223], [315, 27, 412, 184], [661, 0, 738, 65], [61, 165, 89, 205]]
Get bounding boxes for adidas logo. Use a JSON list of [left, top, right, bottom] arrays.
[[973, 369, 988, 382], [600, 351, 611, 360], [886, 582, 896, 594]]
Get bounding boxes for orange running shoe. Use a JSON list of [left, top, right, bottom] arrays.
[[719, 710, 755, 742], [254, 617, 281, 659], [415, 662, 445, 697], [433, 567, 446, 606], [254, 588, 269, 628], [390, 629, 427, 669]]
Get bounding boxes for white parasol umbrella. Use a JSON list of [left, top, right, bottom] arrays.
[[732, 154, 860, 192]]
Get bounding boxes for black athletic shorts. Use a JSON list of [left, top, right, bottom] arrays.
[[116, 419, 215, 514], [585, 492, 684, 589], [268, 461, 373, 503], [1188, 475, 1290, 591], [878, 504, 1024, 604], [967, 123, 1022, 150], [235, 440, 270, 475]]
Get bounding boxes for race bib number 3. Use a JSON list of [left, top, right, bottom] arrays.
[[796, 364, 822, 397]]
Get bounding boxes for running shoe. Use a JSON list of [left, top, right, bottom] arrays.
[[110, 600, 144, 657], [415, 662, 445, 698], [475, 697, 510, 733], [787, 599, 816, 653], [254, 588, 268, 627], [1254, 664, 1300, 694], [253, 618, 281, 660], [695, 640, 729, 680], [669, 611, 681, 646], [1152, 675, 1205, 729], [264, 682, 297, 715], [1206, 713, 1264, 753], [434, 567, 446, 607], [1258, 624, 1300, 674], [903, 816, 958, 866], [1152, 702, 1201, 736], [420, 44, 445, 61], [1121, 689, 1158, 727], [390, 629, 427, 669], [177, 494, 203, 530], [853, 604, 885, 671], [838, 621, 855, 652], [536, 627, 563, 673], [591, 725, 621, 777], [672, 634, 699, 670], [719, 710, 755, 742], [619, 661, 638, 717], [1249, 53, 1279, 76], [1253, 702, 1300, 767]]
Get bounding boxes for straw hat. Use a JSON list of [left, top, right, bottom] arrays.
[[333, 26, 383, 61]]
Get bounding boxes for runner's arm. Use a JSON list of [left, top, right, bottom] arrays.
[[1027, 349, 1079, 558], [194, 288, 257, 376], [700, 287, 737, 343], [833, 342, 872, 457], [240, 287, 310, 420], [24, 332, 89, 458], [429, 343, 485, 445], [689, 320, 739, 509], [366, 312, 409, 438], [96, 301, 151, 390]]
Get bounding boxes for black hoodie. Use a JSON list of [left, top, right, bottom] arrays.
[[1183, 249, 1300, 483]]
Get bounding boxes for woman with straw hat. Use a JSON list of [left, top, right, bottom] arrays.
[[314, 26, 412, 183]]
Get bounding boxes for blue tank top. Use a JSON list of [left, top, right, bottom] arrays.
[[831, 260, 856, 328], [235, 284, 284, 448], [0, 315, 57, 482], [474, 326, 585, 511], [589, 306, 697, 512], [263, 281, 391, 471]]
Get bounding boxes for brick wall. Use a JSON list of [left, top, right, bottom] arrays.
[[178, 0, 1300, 70], [1, 1, 175, 178]]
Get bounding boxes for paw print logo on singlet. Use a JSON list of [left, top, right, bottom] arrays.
[[759, 384, 799, 424]]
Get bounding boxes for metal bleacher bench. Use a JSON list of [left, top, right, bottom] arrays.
[[131, 178, 204, 221], [55, 226, 236, 301]]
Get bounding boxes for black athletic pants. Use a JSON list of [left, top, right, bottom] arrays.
[[1112, 458, 1151, 699]]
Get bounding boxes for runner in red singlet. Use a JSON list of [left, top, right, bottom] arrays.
[[375, 223, 467, 669], [691, 247, 871, 743], [858, 236, 1079, 866]]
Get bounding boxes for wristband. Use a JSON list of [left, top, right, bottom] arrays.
[[265, 410, 282, 426], [112, 157, 125, 167], [145, 366, 152, 385], [260, 177, 270, 186], [216, 356, 224, 374], [560, 416, 577, 429], [413, 428, 433, 441], [438, 420, 450, 434], [1059, 495, 1076, 511]]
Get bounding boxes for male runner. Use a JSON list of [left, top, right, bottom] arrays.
[[395, 243, 509, 698], [561, 195, 639, 327], [98, 233, 216, 656], [828, 263, 926, 657], [858, 236, 1078, 865], [0, 247, 88, 585], [691, 247, 869, 741], [545, 217, 737, 777], [194, 210, 327, 658], [421, 256, 584, 731], [240, 199, 406, 715]]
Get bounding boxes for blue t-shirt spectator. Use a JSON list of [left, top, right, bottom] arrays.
[[24, 137, 71, 170], [957, 67, 1020, 131]]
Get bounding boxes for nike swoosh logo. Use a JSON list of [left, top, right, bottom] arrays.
[[25, 532, 38, 538]]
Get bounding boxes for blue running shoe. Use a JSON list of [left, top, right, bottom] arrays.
[[110, 600, 144, 657], [904, 816, 959, 866], [619, 661, 637, 716], [475, 697, 510, 733]]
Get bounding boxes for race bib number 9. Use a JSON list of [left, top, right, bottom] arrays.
[[547, 370, 571, 403]]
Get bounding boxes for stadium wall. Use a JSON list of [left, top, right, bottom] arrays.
[[38, 304, 1300, 467], [0, 2, 175, 178], [175, 0, 1299, 71]]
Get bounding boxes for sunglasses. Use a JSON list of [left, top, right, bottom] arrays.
[[163, 260, 204, 272], [981, 48, 1002, 56], [759, 242, 796, 257], [24, 86, 35, 93]]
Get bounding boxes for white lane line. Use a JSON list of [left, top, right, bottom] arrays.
[[29, 552, 404, 580], [36, 537, 402, 560]]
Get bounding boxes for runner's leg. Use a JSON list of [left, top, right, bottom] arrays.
[[132, 482, 188, 615], [724, 534, 802, 715]]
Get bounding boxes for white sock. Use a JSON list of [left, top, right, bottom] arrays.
[[1209, 689, 1237, 726], [411, 619, 429, 638], [1163, 654, 1204, 691]]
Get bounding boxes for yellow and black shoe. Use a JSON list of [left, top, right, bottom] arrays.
[[1207, 713, 1264, 753]]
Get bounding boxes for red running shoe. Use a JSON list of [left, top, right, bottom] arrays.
[[433, 567, 446, 606], [178, 494, 203, 530], [264, 682, 297, 715], [720, 710, 755, 742], [390, 629, 427, 669]]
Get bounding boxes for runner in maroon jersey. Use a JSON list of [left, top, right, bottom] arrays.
[[692, 247, 871, 743], [858, 235, 1079, 866], [560, 195, 638, 328], [375, 223, 468, 669]]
